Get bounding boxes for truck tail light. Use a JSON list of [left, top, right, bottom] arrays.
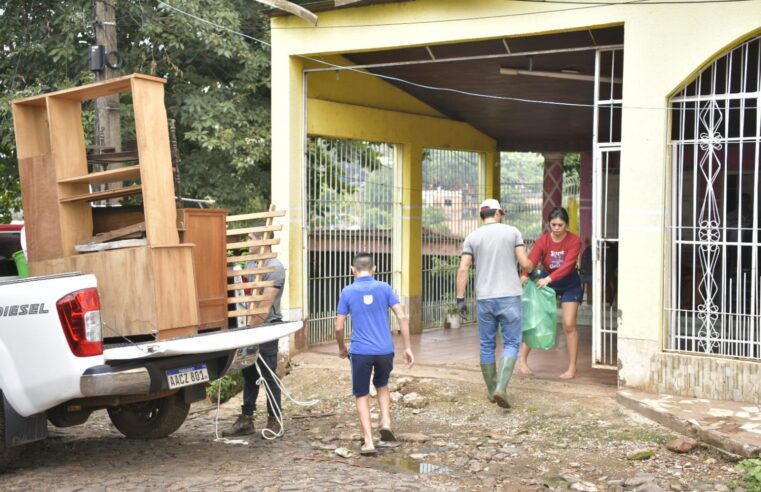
[[56, 288, 103, 357]]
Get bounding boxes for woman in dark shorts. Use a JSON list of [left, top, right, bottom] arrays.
[[518, 207, 583, 379]]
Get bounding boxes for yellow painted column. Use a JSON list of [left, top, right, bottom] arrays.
[[271, 53, 307, 350], [401, 143, 423, 335], [484, 150, 500, 201]]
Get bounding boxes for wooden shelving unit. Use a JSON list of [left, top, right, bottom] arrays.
[[12, 74, 199, 339]]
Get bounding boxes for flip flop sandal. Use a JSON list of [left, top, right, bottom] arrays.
[[379, 427, 397, 442], [360, 445, 378, 456]]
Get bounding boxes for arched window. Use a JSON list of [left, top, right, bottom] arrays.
[[668, 35, 760, 360]]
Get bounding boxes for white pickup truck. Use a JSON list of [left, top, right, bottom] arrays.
[[0, 249, 300, 465]]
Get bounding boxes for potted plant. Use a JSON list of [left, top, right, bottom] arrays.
[[444, 299, 462, 329]]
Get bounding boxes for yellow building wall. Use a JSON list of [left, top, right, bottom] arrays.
[[271, 0, 761, 388]]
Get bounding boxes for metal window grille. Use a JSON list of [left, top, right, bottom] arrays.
[[500, 152, 544, 244], [667, 35, 761, 360], [306, 137, 399, 344], [592, 48, 623, 368], [421, 148, 483, 328]]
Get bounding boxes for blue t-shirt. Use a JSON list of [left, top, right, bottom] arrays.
[[336, 276, 399, 355]]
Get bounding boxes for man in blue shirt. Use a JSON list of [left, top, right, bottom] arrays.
[[335, 253, 414, 456]]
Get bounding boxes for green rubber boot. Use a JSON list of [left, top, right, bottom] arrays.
[[492, 357, 516, 409], [480, 363, 497, 403]]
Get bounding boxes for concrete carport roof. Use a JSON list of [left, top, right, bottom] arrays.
[[269, 2, 623, 152]]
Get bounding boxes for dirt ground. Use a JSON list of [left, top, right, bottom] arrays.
[[0, 351, 748, 491]]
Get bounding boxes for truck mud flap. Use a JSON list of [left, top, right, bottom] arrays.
[[3, 395, 47, 448]]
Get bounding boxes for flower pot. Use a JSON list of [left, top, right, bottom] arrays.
[[446, 313, 461, 329]]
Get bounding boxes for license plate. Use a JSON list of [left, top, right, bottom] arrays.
[[166, 363, 209, 389]]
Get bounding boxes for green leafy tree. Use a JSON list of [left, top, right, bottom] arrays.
[[0, 0, 273, 222]]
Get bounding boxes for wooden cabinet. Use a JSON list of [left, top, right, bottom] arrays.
[[179, 209, 228, 331], [12, 74, 199, 339]]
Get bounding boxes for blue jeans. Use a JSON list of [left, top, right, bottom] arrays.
[[477, 296, 522, 364]]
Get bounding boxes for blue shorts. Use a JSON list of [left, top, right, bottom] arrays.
[[540, 271, 583, 304], [349, 353, 394, 397]]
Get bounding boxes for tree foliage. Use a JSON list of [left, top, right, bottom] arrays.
[[0, 0, 273, 222]]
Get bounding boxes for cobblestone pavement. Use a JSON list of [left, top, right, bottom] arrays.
[[0, 352, 750, 491]]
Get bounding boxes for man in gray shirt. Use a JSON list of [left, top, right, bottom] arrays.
[[456, 199, 532, 408], [225, 233, 286, 437]]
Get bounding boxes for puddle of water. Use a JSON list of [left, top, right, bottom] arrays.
[[379, 456, 452, 475]]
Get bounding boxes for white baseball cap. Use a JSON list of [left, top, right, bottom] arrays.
[[479, 198, 503, 211]]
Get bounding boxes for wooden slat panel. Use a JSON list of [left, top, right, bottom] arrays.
[[58, 165, 141, 185], [226, 266, 275, 277], [226, 210, 286, 222], [227, 307, 270, 317], [226, 224, 282, 236], [227, 295, 268, 303], [226, 252, 277, 264], [226, 238, 279, 249], [226, 280, 275, 291], [131, 77, 178, 246], [59, 184, 142, 203]]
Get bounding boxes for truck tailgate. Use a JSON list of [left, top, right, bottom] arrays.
[[103, 321, 302, 361]]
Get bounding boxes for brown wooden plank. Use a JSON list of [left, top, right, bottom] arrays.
[[86, 150, 139, 164], [12, 73, 166, 105], [131, 77, 179, 246], [11, 104, 51, 159], [226, 210, 286, 222], [226, 238, 279, 249], [30, 247, 159, 336], [47, 97, 93, 255], [226, 252, 277, 264], [226, 280, 275, 291], [93, 207, 145, 234], [59, 184, 142, 203], [79, 221, 146, 245], [58, 165, 141, 185], [151, 246, 199, 334], [227, 295, 269, 303], [227, 307, 271, 318], [226, 224, 282, 236], [226, 266, 275, 277], [18, 156, 64, 261]]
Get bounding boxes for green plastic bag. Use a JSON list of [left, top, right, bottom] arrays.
[[521, 279, 557, 350]]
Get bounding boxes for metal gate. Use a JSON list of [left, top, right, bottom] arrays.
[[667, 35, 761, 360], [421, 148, 483, 328], [305, 137, 400, 344], [592, 48, 623, 368]]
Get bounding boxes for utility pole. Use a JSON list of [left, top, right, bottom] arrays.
[[94, 0, 121, 155]]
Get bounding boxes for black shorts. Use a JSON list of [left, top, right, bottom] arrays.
[[349, 353, 394, 397], [540, 271, 583, 304]]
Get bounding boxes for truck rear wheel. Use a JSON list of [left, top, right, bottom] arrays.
[[0, 392, 16, 468], [107, 393, 190, 439]]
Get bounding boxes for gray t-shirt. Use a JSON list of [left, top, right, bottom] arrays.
[[462, 223, 524, 300], [246, 258, 285, 322]]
